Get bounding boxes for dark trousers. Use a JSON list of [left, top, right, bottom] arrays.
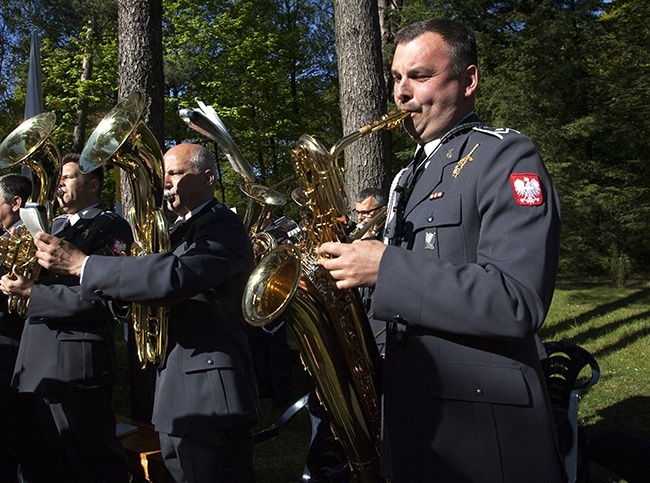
[[159, 422, 256, 483], [245, 321, 292, 407], [0, 376, 53, 483], [40, 388, 128, 482]]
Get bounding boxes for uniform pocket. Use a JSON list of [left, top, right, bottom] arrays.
[[56, 331, 112, 384], [430, 361, 532, 406]]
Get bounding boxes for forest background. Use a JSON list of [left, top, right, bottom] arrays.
[[1, 0, 648, 282]]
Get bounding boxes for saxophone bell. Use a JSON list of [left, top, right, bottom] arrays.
[[243, 110, 406, 483]]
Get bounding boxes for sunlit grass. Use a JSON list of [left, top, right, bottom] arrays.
[[541, 280, 650, 482]]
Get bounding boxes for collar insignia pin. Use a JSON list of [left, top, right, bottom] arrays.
[[452, 143, 481, 179], [446, 149, 454, 159]]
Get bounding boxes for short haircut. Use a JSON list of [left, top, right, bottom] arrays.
[[355, 187, 387, 207], [62, 152, 104, 190], [0, 173, 32, 206], [395, 19, 477, 75], [187, 145, 217, 178]]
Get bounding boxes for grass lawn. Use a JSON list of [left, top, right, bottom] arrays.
[[114, 280, 650, 482], [541, 280, 650, 482]]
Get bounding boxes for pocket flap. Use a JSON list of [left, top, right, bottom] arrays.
[[431, 361, 531, 406], [181, 350, 235, 373], [411, 194, 461, 231], [55, 331, 106, 342]]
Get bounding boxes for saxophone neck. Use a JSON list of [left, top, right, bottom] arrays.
[[329, 109, 409, 159]]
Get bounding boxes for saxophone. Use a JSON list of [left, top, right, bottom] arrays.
[[243, 109, 408, 483], [0, 112, 61, 317], [80, 92, 170, 368]]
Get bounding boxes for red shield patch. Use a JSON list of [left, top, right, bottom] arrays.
[[510, 173, 543, 206]]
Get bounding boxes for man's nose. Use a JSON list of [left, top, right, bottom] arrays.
[[394, 79, 412, 102]]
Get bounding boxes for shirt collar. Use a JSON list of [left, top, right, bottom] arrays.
[[68, 203, 100, 226]]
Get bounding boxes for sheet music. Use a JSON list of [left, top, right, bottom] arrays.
[[19, 202, 48, 237]]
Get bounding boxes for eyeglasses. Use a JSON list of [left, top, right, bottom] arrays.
[[353, 206, 384, 216]]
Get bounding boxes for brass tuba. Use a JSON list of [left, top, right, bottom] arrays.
[[243, 109, 408, 482], [0, 112, 61, 316], [179, 101, 286, 252], [80, 92, 170, 368]]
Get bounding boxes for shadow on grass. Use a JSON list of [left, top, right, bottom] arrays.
[[584, 396, 650, 482], [543, 286, 650, 350]]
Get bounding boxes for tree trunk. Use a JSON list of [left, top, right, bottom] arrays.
[[117, 0, 164, 423], [72, 22, 94, 153], [332, 0, 390, 213], [377, 0, 403, 94]]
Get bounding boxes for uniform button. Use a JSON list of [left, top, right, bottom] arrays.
[[207, 359, 214, 365], [476, 388, 484, 397], [427, 215, 434, 222], [392, 314, 407, 325]]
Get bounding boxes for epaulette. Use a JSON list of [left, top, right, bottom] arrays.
[[472, 126, 521, 140]]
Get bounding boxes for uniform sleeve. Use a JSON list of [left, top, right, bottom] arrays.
[[80, 208, 253, 305], [28, 284, 113, 321], [372, 133, 561, 340]]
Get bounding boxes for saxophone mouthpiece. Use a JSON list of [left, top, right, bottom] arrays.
[[56, 187, 64, 198], [163, 189, 174, 201]]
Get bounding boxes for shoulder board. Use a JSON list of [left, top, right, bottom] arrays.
[[472, 126, 521, 139]]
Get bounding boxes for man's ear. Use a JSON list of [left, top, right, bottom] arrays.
[[89, 177, 101, 194], [10, 196, 23, 213], [464, 64, 479, 97], [204, 169, 215, 189]]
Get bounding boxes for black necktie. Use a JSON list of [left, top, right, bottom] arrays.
[[169, 218, 189, 247], [402, 147, 427, 205]]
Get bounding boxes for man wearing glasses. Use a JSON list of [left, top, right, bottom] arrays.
[[353, 188, 387, 240]]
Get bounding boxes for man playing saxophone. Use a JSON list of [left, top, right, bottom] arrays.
[[28, 143, 260, 482], [0, 155, 132, 482], [318, 19, 564, 483]]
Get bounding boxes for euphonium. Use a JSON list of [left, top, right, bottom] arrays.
[[80, 92, 170, 368], [179, 101, 285, 254], [0, 112, 61, 317], [243, 109, 409, 483]]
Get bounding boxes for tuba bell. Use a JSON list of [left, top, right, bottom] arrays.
[[179, 102, 287, 258], [0, 112, 61, 317], [243, 109, 408, 482], [80, 92, 170, 368]]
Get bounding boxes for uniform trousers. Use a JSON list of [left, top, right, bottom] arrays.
[[159, 421, 256, 483], [39, 388, 128, 482], [0, 377, 53, 482]]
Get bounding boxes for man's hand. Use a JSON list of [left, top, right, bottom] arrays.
[[33, 232, 86, 277], [317, 239, 386, 290], [0, 270, 34, 297]]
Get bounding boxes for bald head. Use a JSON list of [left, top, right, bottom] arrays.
[[163, 143, 216, 216]]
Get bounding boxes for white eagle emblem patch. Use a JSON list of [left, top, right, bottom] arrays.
[[510, 173, 543, 206]]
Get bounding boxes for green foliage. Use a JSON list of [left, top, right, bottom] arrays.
[[162, 0, 338, 216], [2, 0, 648, 279], [608, 244, 632, 287]]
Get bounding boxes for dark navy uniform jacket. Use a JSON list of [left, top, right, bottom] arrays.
[[374, 119, 565, 482], [12, 207, 133, 393], [79, 199, 259, 436]]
